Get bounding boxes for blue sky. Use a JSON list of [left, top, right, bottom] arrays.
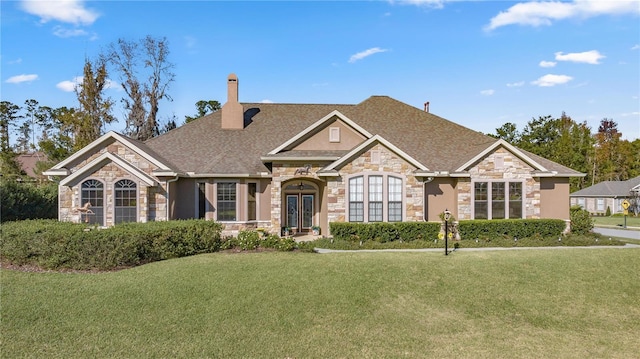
[[2, 0, 639, 140]]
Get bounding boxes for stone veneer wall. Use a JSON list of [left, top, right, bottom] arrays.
[[457, 147, 540, 220], [326, 144, 424, 224], [270, 163, 325, 234], [59, 139, 167, 225]]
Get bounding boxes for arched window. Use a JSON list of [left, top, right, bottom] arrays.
[[81, 179, 104, 226], [115, 179, 137, 224]]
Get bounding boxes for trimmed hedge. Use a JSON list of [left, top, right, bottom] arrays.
[[329, 222, 441, 242], [0, 219, 224, 270], [457, 219, 566, 239], [330, 219, 567, 243]]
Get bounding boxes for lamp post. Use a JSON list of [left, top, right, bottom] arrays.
[[444, 209, 451, 256]]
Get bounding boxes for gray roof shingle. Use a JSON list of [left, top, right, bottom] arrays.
[[570, 176, 640, 197], [143, 96, 583, 177]]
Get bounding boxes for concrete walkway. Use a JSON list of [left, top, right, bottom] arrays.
[[314, 243, 640, 254]]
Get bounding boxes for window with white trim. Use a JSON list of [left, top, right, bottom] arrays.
[[473, 180, 524, 220], [368, 176, 383, 222], [217, 182, 237, 221], [597, 198, 605, 211], [81, 179, 104, 226], [388, 176, 403, 222], [348, 174, 404, 222], [114, 179, 137, 224], [349, 176, 364, 222]]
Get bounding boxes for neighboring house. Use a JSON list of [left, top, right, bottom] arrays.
[[17, 152, 47, 179], [44, 74, 584, 235], [570, 176, 640, 215]]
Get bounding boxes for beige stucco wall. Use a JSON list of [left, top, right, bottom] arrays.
[[293, 118, 366, 151], [540, 178, 570, 220], [457, 147, 540, 220], [425, 177, 457, 221], [58, 139, 167, 226]]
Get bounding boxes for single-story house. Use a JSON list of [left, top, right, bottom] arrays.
[[570, 176, 640, 215], [44, 73, 584, 236]]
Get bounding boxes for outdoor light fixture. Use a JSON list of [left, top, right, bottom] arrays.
[[444, 209, 451, 256]]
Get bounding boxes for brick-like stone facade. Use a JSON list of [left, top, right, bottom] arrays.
[[328, 144, 423, 223], [59, 139, 168, 226], [457, 147, 540, 220]]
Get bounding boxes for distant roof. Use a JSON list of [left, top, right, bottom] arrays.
[[16, 152, 47, 177], [570, 176, 640, 197], [144, 96, 583, 177]]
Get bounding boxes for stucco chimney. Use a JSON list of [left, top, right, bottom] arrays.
[[221, 73, 243, 129]]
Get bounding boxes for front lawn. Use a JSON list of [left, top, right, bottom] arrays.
[[3, 249, 639, 358], [592, 215, 640, 228]]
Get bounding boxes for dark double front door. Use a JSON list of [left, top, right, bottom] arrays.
[[286, 194, 314, 233]]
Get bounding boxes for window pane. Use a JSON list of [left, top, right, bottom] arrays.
[[474, 182, 488, 219], [509, 182, 522, 219], [388, 177, 402, 201], [349, 203, 364, 222], [217, 183, 236, 221], [388, 177, 402, 222], [349, 177, 363, 201], [81, 179, 104, 226], [349, 177, 364, 222], [369, 176, 382, 201], [388, 202, 402, 222], [492, 182, 505, 219], [115, 179, 137, 224], [369, 202, 383, 222]]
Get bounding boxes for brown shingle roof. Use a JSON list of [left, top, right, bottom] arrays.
[[144, 96, 582, 176]]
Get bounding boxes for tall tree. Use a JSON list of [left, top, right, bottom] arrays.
[[0, 101, 24, 178], [74, 58, 116, 149], [490, 122, 520, 144], [104, 35, 175, 141], [185, 100, 221, 123], [593, 118, 623, 182], [0, 101, 21, 152]]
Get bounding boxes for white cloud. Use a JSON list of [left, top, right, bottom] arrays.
[[53, 26, 88, 38], [506, 81, 525, 87], [6, 74, 38, 84], [631, 44, 640, 50], [480, 89, 495, 96], [485, 0, 640, 31], [555, 50, 605, 64], [56, 77, 82, 92], [539, 60, 557, 68], [260, 99, 274, 104], [392, 0, 446, 9], [20, 0, 100, 25], [349, 47, 389, 63], [8, 58, 23, 65], [531, 74, 573, 87]]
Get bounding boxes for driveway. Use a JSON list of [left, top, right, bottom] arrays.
[[594, 227, 640, 240]]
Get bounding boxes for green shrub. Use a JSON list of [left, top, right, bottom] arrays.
[[0, 180, 57, 222], [457, 219, 565, 240], [329, 222, 440, 243], [570, 205, 594, 235], [605, 206, 611, 216], [0, 219, 223, 270]]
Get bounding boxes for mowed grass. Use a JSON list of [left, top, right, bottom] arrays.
[[3, 249, 640, 358], [592, 215, 640, 228]]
